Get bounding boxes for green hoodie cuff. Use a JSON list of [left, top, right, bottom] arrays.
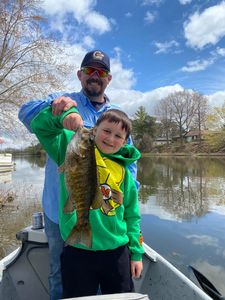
[[131, 253, 143, 261], [59, 107, 79, 125]]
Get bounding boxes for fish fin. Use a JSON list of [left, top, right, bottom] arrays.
[[58, 163, 65, 173], [101, 201, 113, 214], [66, 224, 92, 248], [91, 187, 103, 209], [111, 189, 123, 204], [63, 196, 75, 213]]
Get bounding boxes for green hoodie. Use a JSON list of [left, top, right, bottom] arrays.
[[31, 106, 144, 261]]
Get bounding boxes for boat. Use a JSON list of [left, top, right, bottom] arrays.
[[0, 153, 14, 172], [0, 225, 219, 300]]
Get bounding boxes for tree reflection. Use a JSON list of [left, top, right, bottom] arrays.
[[15, 154, 46, 168], [138, 156, 225, 220]]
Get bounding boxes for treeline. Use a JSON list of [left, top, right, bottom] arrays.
[[131, 90, 225, 153]]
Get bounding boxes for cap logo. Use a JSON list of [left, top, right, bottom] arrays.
[[93, 51, 104, 61]]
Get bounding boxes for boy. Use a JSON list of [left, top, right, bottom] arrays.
[[30, 107, 144, 298]]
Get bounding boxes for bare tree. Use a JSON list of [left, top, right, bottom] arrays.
[[155, 97, 176, 144], [191, 93, 209, 144], [0, 0, 72, 136], [166, 91, 197, 142]]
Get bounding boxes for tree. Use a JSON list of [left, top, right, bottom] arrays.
[[155, 97, 179, 144], [205, 101, 225, 152], [0, 0, 72, 136], [132, 106, 158, 152], [157, 91, 198, 143], [191, 92, 208, 145]]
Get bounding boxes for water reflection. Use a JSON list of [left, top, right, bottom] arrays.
[[0, 156, 44, 258], [138, 156, 225, 295], [138, 156, 225, 220]]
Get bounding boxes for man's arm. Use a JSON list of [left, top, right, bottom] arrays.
[[126, 135, 139, 188], [18, 93, 76, 132]]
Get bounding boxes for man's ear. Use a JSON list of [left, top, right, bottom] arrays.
[[107, 74, 112, 83], [77, 70, 82, 80]]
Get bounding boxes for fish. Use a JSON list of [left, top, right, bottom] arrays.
[[59, 127, 103, 248]]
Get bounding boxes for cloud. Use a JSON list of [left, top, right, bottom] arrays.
[[108, 84, 184, 116], [144, 11, 156, 24], [141, 0, 164, 6], [125, 12, 132, 18], [207, 90, 225, 107], [41, 0, 111, 35], [178, 0, 192, 4], [184, 2, 225, 49], [82, 35, 95, 48], [153, 40, 180, 54], [181, 58, 215, 72], [215, 47, 225, 57]]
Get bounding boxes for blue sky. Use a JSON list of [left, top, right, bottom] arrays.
[[32, 1, 225, 116]]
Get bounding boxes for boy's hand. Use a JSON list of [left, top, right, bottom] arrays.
[[52, 96, 77, 115], [63, 113, 83, 131], [131, 260, 143, 279]]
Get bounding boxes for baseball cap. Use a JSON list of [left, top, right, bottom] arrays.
[[81, 50, 110, 71]]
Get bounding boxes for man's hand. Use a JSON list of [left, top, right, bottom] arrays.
[[131, 260, 143, 279], [52, 96, 77, 115], [62, 113, 83, 131]]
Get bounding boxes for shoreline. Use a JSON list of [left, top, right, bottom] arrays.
[[142, 152, 225, 157]]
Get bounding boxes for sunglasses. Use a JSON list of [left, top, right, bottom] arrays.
[[81, 66, 110, 78]]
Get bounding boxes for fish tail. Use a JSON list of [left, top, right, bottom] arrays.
[[66, 224, 92, 248]]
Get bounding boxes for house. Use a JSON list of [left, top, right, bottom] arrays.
[[183, 130, 205, 142], [153, 137, 172, 146]]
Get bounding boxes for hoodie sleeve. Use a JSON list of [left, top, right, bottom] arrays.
[[30, 106, 79, 166], [123, 169, 144, 261]]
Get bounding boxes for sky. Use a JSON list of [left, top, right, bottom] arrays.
[[36, 0, 225, 117], [3, 0, 225, 148]]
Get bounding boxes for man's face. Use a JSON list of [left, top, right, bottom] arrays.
[[77, 62, 112, 98]]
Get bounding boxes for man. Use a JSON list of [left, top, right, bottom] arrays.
[[18, 50, 137, 300]]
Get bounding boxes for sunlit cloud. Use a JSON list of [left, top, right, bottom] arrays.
[[184, 2, 225, 49], [41, 0, 111, 35], [181, 58, 215, 72]]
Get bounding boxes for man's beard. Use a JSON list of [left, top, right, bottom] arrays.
[[84, 78, 103, 97]]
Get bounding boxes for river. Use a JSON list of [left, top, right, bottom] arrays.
[[0, 155, 225, 294]]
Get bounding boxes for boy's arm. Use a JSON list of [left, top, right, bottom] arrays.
[[123, 169, 144, 261], [30, 106, 81, 165]]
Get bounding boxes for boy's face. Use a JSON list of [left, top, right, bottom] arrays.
[[93, 120, 127, 154]]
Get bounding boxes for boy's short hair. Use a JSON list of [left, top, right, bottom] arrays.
[[95, 109, 132, 139]]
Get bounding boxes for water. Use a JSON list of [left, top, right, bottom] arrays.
[[138, 156, 225, 294], [1, 155, 225, 294]]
